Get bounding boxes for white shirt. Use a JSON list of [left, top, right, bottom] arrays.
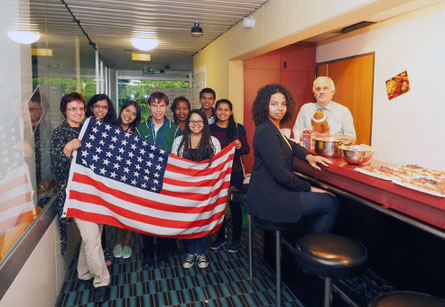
[[292, 101, 356, 139], [171, 135, 221, 158]]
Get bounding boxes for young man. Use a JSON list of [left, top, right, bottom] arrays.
[[199, 87, 216, 125], [293, 76, 356, 142], [135, 92, 181, 269]]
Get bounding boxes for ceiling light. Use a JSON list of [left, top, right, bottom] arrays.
[[131, 38, 158, 51], [191, 22, 203, 37], [8, 31, 40, 44]]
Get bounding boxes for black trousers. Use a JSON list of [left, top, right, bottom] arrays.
[[216, 171, 244, 241], [142, 235, 176, 256]]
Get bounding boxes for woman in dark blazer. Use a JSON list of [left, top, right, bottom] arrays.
[[247, 84, 338, 233]]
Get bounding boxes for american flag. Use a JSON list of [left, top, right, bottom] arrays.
[[62, 118, 235, 238], [0, 118, 36, 236]]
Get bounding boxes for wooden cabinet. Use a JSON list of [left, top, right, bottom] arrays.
[[244, 43, 316, 172]]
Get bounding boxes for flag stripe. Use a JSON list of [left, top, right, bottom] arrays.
[[0, 174, 29, 195], [0, 165, 36, 235], [165, 153, 234, 177], [0, 192, 33, 213], [162, 168, 232, 187]]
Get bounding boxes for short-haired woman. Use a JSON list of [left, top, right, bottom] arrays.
[[51, 92, 110, 303]]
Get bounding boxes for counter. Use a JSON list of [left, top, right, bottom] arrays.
[[293, 157, 445, 233]]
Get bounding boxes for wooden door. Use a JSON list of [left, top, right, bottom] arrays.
[[317, 53, 374, 145], [244, 44, 316, 173], [244, 50, 282, 173]]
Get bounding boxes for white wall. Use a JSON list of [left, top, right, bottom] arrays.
[[317, 3, 445, 171], [0, 222, 79, 307]]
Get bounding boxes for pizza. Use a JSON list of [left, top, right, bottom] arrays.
[[395, 177, 445, 197], [356, 165, 413, 180], [386, 79, 398, 95], [398, 164, 445, 180]]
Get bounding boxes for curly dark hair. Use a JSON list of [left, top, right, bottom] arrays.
[[85, 94, 116, 124], [170, 96, 191, 124], [251, 84, 295, 126], [115, 100, 142, 131], [178, 109, 216, 167]]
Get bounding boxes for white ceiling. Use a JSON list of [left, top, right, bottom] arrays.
[[30, 0, 267, 71]]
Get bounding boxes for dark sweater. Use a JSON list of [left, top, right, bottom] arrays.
[[209, 123, 250, 174]]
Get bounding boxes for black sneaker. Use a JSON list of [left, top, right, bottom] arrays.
[[228, 240, 240, 253], [93, 286, 110, 303], [210, 237, 227, 250], [142, 250, 154, 269], [157, 250, 169, 267]]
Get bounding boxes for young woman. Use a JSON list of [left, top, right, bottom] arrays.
[[85, 93, 116, 266], [247, 84, 338, 234], [170, 96, 191, 132], [209, 99, 250, 253], [171, 109, 221, 269], [112, 101, 142, 260], [86, 94, 116, 124]]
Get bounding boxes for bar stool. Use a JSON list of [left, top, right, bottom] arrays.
[[248, 215, 296, 307], [295, 234, 368, 307], [230, 190, 295, 307], [369, 291, 445, 307]]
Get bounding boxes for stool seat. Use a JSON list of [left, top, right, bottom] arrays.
[[295, 234, 368, 279], [251, 215, 297, 232], [369, 291, 445, 307]]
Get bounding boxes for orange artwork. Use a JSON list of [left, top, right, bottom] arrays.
[[386, 70, 410, 100]]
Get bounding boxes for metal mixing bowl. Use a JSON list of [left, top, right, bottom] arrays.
[[339, 145, 374, 165], [314, 136, 351, 158]]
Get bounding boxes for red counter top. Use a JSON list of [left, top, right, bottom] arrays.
[[293, 157, 445, 230]]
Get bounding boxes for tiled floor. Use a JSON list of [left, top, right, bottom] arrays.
[[55, 221, 304, 306]]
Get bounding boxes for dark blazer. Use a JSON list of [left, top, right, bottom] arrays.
[[247, 118, 312, 223]]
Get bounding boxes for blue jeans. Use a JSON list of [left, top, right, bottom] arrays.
[[185, 236, 208, 255], [298, 192, 339, 234]]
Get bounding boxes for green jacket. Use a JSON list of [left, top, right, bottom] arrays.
[[135, 117, 182, 153]]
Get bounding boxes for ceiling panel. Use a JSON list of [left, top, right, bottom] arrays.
[[30, 0, 267, 70]]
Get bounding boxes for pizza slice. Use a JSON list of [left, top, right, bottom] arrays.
[[399, 165, 445, 180], [397, 177, 445, 197]]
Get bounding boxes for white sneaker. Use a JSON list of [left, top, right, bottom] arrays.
[[122, 246, 132, 259], [182, 253, 196, 269], [113, 244, 122, 258], [196, 254, 209, 269]]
